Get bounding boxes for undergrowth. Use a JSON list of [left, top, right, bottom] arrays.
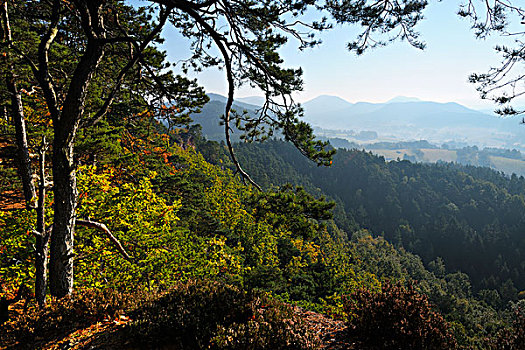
[[1, 279, 319, 350]]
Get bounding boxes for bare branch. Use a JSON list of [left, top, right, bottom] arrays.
[[76, 219, 133, 261], [172, 1, 261, 190]]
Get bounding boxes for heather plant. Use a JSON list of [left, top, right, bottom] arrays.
[[0, 288, 135, 349], [344, 281, 457, 349], [127, 279, 318, 349], [1, 280, 318, 349], [486, 305, 525, 350]]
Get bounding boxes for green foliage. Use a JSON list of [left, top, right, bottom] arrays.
[[74, 164, 244, 290], [145, 143, 384, 314], [344, 281, 457, 350], [234, 140, 525, 301], [0, 209, 35, 295], [75, 119, 124, 165], [249, 185, 334, 240], [169, 147, 304, 291], [338, 230, 505, 347]]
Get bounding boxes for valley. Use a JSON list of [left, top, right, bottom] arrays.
[[196, 94, 525, 177]]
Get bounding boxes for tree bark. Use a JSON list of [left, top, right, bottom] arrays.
[[76, 219, 133, 261], [35, 137, 49, 307], [49, 35, 105, 297], [9, 75, 36, 208], [1, 0, 36, 208], [42, 0, 160, 296], [49, 142, 77, 297]]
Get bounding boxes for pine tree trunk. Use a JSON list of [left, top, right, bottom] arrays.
[[49, 140, 76, 297], [35, 138, 49, 307], [48, 34, 104, 297]]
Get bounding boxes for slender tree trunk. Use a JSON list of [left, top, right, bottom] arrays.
[[1, 105, 7, 133], [2, 0, 47, 305], [1, 0, 36, 208], [35, 137, 49, 307], [9, 73, 36, 208]]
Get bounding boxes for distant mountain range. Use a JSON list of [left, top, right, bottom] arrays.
[[300, 95, 525, 151], [302, 95, 497, 129], [190, 93, 262, 141], [206, 93, 261, 110], [236, 96, 266, 106], [301, 95, 353, 115], [193, 93, 525, 152]]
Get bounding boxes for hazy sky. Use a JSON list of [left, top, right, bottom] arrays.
[[161, 1, 524, 110]]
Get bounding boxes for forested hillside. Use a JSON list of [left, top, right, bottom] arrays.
[[233, 140, 525, 300], [3, 103, 525, 348]]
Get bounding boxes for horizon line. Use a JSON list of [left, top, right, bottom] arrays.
[[206, 91, 503, 112]]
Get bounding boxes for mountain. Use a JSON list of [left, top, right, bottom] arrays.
[[237, 95, 266, 106], [207, 92, 261, 110], [304, 99, 494, 129], [477, 108, 498, 116], [302, 95, 353, 115], [192, 94, 261, 141], [194, 93, 525, 151], [387, 96, 422, 103], [302, 96, 525, 151], [352, 101, 493, 128]]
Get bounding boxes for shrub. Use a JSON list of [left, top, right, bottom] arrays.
[[486, 307, 525, 350], [0, 288, 134, 349], [1, 280, 318, 349], [343, 281, 457, 349], [211, 296, 318, 349], [127, 279, 318, 349]]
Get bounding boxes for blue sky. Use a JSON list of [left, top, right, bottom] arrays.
[[160, 1, 523, 110]]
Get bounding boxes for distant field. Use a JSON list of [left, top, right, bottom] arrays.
[[369, 148, 457, 163], [489, 156, 525, 176], [371, 149, 411, 161], [368, 148, 525, 176], [420, 149, 457, 162]]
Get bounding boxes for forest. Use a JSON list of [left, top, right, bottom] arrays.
[[2, 0, 525, 349]]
